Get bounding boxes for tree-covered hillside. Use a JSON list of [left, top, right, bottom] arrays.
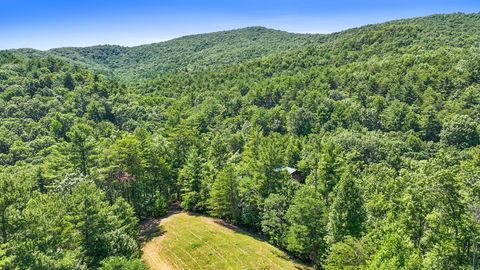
[[1, 12, 480, 269], [32, 27, 317, 79]]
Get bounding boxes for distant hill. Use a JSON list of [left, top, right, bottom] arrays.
[[11, 13, 480, 80], [2, 13, 480, 270], [11, 27, 318, 79]]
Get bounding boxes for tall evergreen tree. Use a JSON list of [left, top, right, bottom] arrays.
[[0, 170, 33, 244], [11, 193, 85, 270], [68, 182, 139, 268], [208, 164, 240, 223], [327, 175, 366, 244], [67, 123, 95, 175], [285, 186, 327, 264], [178, 147, 205, 211], [261, 193, 291, 248], [309, 142, 344, 204]]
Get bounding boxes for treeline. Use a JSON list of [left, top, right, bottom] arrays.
[[47, 27, 317, 80], [0, 54, 149, 269], [1, 12, 480, 269]]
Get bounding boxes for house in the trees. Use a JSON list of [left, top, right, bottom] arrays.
[[274, 166, 305, 183]]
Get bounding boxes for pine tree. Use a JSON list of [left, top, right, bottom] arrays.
[[12, 193, 85, 269], [68, 183, 140, 268], [327, 175, 366, 244], [178, 147, 205, 211], [311, 142, 344, 204], [286, 186, 327, 264], [64, 72, 75, 90], [67, 123, 95, 176], [0, 170, 33, 244], [208, 164, 240, 223], [261, 193, 290, 247]]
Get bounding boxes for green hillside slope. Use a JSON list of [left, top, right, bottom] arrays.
[[1, 12, 479, 270], [142, 213, 311, 270], [48, 27, 318, 78], [18, 13, 480, 79]]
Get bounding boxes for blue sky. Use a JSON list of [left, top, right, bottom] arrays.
[[1, 0, 479, 50]]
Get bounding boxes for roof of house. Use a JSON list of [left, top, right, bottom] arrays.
[[274, 166, 299, 174]]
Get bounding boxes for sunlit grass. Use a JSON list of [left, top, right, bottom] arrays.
[[142, 213, 311, 270]]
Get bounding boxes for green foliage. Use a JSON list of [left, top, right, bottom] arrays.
[[2, 181, 140, 269], [316, 142, 344, 202], [208, 164, 240, 223], [99, 256, 147, 270], [327, 175, 366, 244], [366, 232, 422, 270], [285, 186, 326, 264], [261, 193, 291, 248], [47, 27, 317, 80], [67, 123, 95, 175], [68, 183, 140, 268], [0, 168, 34, 244], [323, 236, 372, 270], [12, 193, 85, 269], [153, 194, 168, 217], [440, 114, 479, 148], [96, 131, 173, 217], [0, 242, 13, 269], [64, 72, 75, 90], [2, 13, 480, 269], [179, 147, 206, 211]]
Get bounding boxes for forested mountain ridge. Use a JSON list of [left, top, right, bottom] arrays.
[[1, 12, 480, 269], [12, 13, 480, 80], [12, 27, 318, 79]]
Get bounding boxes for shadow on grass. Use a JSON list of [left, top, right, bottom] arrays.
[[212, 219, 268, 241], [139, 218, 164, 243], [140, 209, 313, 269], [139, 207, 181, 243], [209, 217, 314, 269]]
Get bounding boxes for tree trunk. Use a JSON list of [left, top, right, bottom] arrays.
[[1, 209, 7, 243], [473, 239, 478, 270]]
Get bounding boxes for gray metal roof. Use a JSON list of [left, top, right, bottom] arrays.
[[274, 167, 299, 174]]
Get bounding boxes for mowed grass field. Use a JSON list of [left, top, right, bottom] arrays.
[[142, 212, 312, 270]]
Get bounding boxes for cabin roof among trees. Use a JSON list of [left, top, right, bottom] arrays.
[[274, 166, 299, 174]]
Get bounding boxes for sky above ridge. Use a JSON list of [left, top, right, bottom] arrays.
[[1, 0, 479, 50]]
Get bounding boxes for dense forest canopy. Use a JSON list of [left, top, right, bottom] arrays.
[[14, 27, 319, 80], [1, 12, 480, 269]]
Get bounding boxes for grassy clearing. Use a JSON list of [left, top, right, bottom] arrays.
[[141, 212, 311, 270]]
